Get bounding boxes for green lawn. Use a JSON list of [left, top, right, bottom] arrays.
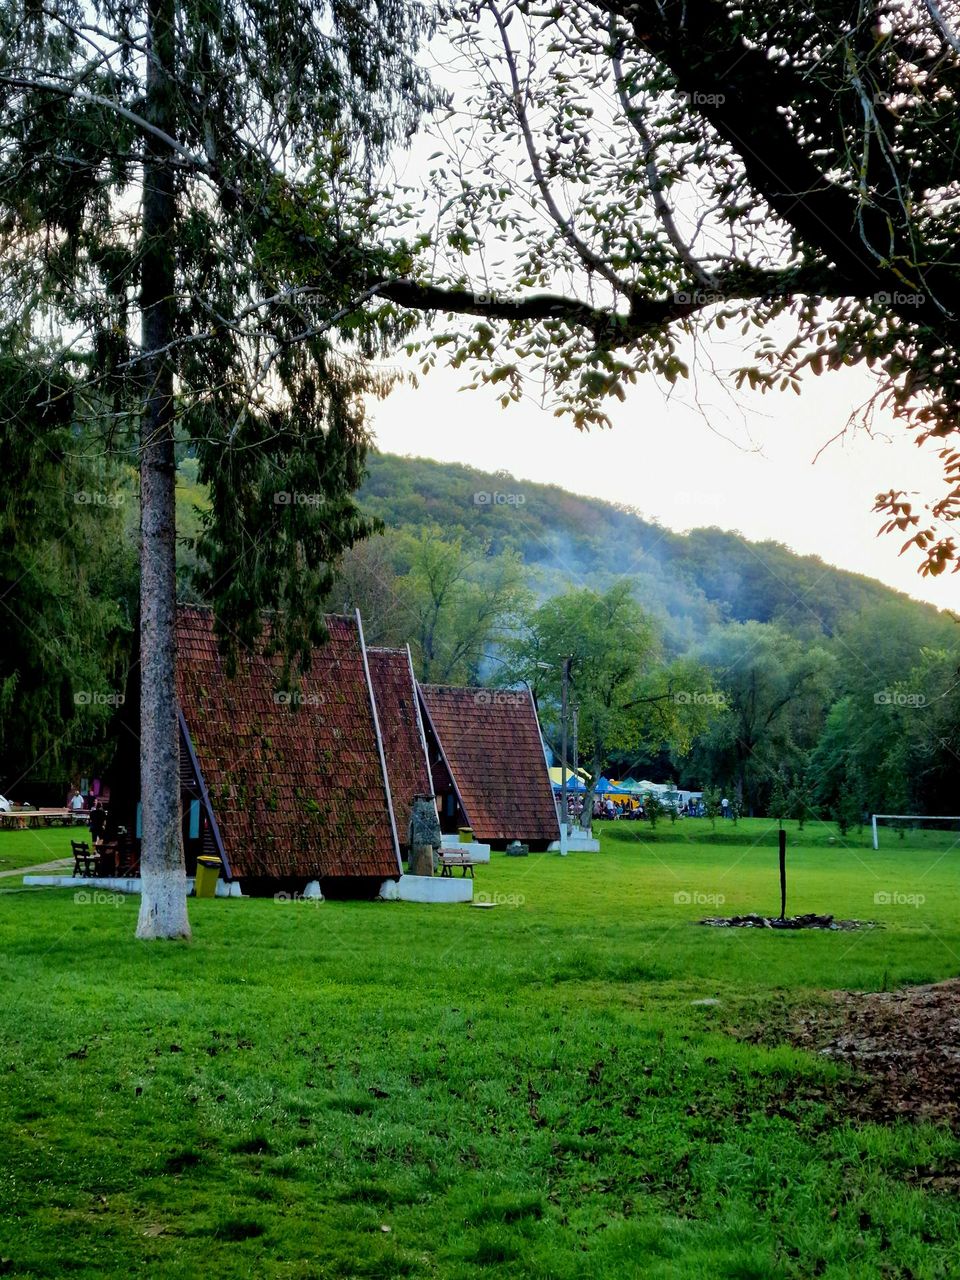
[[2, 818, 959, 1278], [0, 826, 75, 873]]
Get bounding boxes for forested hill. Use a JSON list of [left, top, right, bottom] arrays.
[[358, 453, 947, 646]]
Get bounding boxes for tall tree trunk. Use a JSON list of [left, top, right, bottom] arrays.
[[136, 0, 190, 940]]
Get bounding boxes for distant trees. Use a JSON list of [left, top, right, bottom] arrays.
[[358, 457, 939, 644], [690, 623, 833, 816], [335, 462, 960, 822], [324, 525, 528, 683], [184, 451, 960, 824], [505, 583, 716, 822], [394, 530, 528, 683], [809, 645, 960, 820]]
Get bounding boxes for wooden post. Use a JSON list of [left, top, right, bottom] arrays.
[[778, 828, 787, 921], [409, 845, 435, 877]]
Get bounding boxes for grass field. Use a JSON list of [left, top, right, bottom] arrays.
[[0, 826, 75, 873], [2, 818, 959, 1279]]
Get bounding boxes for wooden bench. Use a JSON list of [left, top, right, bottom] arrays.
[[439, 853, 475, 879], [71, 840, 100, 878]]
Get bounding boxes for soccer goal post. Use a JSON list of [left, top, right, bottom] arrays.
[[871, 814, 960, 850]]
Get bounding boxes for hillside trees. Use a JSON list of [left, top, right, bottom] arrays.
[[505, 583, 716, 824], [691, 622, 834, 815], [324, 525, 529, 682], [0, 0, 435, 936]]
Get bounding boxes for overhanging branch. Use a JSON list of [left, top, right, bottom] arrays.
[[375, 267, 860, 347]]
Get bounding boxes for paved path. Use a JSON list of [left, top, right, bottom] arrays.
[[0, 858, 71, 880]]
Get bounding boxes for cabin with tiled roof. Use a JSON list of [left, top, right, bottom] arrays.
[[365, 646, 436, 854], [174, 607, 401, 888], [417, 684, 560, 850], [107, 607, 403, 892]]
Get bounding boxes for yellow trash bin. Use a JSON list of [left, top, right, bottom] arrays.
[[194, 856, 221, 898], [458, 827, 473, 844]]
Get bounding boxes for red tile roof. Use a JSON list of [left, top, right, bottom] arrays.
[[175, 607, 400, 880], [366, 647, 433, 846], [418, 685, 560, 844]]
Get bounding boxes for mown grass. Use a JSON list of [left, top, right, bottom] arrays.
[[1, 817, 959, 1278], [0, 826, 76, 873]]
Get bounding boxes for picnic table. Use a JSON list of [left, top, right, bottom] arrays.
[[0, 807, 88, 829]]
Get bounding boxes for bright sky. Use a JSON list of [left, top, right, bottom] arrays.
[[370, 345, 957, 611]]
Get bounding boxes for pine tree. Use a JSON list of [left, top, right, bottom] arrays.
[[0, 356, 133, 787], [0, 0, 435, 936]]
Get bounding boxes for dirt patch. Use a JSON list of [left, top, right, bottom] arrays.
[[699, 913, 878, 931], [786, 978, 960, 1130]]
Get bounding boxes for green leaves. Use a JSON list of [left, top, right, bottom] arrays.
[[0, 354, 133, 782], [504, 583, 710, 783], [0, 0, 445, 684]]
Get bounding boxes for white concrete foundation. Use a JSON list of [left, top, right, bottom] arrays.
[[397, 874, 473, 903], [548, 833, 600, 853], [440, 835, 491, 863], [25, 875, 151, 893], [23, 874, 243, 897], [378, 879, 401, 900]]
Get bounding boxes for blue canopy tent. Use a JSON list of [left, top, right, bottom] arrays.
[[595, 777, 629, 795], [552, 777, 630, 795], [551, 775, 587, 792]]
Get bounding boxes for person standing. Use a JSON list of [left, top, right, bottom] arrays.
[[89, 802, 107, 845], [721, 796, 730, 819]]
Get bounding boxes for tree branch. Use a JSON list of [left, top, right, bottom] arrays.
[[375, 266, 857, 346], [0, 74, 210, 172]]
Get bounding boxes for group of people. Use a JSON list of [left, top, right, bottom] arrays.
[[560, 792, 732, 821], [559, 790, 737, 822], [65, 787, 112, 843], [66, 786, 98, 813], [561, 795, 649, 822], [685, 797, 736, 818]]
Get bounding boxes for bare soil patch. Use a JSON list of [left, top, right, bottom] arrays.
[[699, 912, 878, 931], [786, 979, 960, 1133]]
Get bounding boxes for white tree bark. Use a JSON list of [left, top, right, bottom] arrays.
[[135, 0, 190, 940]]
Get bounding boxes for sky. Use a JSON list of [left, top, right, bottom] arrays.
[[369, 345, 957, 611]]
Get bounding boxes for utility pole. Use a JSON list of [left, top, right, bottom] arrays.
[[559, 656, 571, 856], [572, 701, 580, 830]]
